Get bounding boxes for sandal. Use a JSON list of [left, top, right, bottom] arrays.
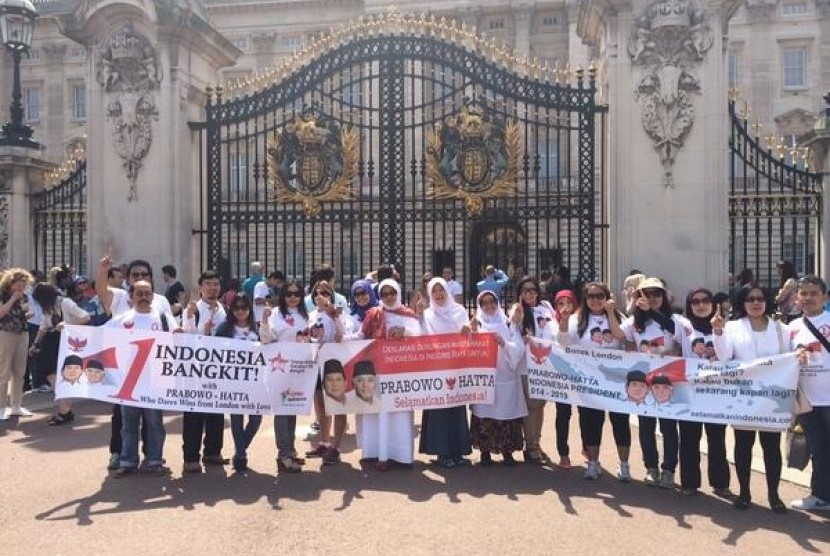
[[47, 412, 71, 426], [277, 456, 301, 474]]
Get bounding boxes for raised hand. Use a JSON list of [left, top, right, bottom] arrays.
[[711, 304, 725, 336], [605, 295, 617, 315]]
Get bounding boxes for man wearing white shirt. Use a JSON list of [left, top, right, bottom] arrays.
[[442, 266, 464, 304], [95, 255, 174, 470], [253, 270, 285, 323], [181, 270, 229, 473]]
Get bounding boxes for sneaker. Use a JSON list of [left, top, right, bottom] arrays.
[[107, 453, 120, 471], [322, 446, 341, 465], [617, 462, 632, 483], [583, 461, 602, 480], [9, 406, 32, 417], [34, 385, 53, 393], [558, 456, 572, 470], [182, 462, 203, 474], [791, 495, 830, 511], [644, 468, 660, 486], [659, 470, 675, 490], [142, 464, 170, 476], [310, 421, 321, 432], [713, 487, 734, 500], [113, 466, 136, 478]]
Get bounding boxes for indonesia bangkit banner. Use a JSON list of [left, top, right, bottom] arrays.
[[526, 340, 800, 431], [55, 325, 318, 415], [319, 333, 499, 415]]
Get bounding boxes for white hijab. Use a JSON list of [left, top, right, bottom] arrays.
[[475, 290, 510, 340], [378, 279, 403, 311], [424, 277, 468, 334]]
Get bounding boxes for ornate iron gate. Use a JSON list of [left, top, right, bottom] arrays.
[[33, 158, 87, 275], [728, 96, 822, 288], [199, 13, 606, 303]]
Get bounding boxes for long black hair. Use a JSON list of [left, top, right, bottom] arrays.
[[731, 282, 772, 320], [215, 295, 257, 337], [277, 281, 308, 320], [577, 282, 624, 338], [517, 276, 540, 336]]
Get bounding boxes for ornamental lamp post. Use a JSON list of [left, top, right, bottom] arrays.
[[0, 0, 38, 148]]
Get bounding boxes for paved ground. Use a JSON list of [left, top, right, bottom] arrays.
[[1, 392, 827, 556]]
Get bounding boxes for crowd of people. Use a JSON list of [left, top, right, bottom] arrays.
[[0, 256, 827, 515]]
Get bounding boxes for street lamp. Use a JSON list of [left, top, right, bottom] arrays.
[[0, 0, 38, 148]]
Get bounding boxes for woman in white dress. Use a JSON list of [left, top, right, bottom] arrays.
[[357, 279, 421, 471], [469, 291, 527, 466]]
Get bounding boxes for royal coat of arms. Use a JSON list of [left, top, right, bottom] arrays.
[[267, 109, 358, 217], [426, 100, 520, 215]]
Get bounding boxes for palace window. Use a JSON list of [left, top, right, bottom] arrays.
[[781, 1, 808, 16], [728, 53, 739, 88], [72, 85, 87, 121], [782, 48, 806, 89], [489, 19, 505, 30], [536, 140, 560, 179], [24, 88, 39, 122]]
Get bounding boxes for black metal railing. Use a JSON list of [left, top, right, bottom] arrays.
[[33, 158, 87, 275]]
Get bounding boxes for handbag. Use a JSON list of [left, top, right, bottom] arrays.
[[778, 321, 813, 415], [786, 420, 810, 470]]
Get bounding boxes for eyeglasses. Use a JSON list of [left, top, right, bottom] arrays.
[[284, 290, 302, 298], [380, 289, 397, 298], [745, 295, 766, 303], [642, 290, 663, 298], [521, 288, 539, 294], [586, 293, 606, 301], [690, 297, 711, 306]]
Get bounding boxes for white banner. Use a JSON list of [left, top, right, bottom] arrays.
[[55, 325, 317, 415], [526, 340, 800, 431]]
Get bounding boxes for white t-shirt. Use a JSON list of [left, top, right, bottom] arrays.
[[621, 314, 687, 355], [107, 308, 176, 332], [232, 325, 259, 342], [682, 325, 716, 361], [252, 280, 271, 323], [566, 313, 622, 349], [788, 311, 830, 406], [446, 280, 463, 299], [182, 298, 228, 335], [60, 297, 91, 325], [109, 287, 172, 318]]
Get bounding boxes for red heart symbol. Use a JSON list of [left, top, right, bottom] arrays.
[[285, 316, 294, 326], [123, 321, 134, 329]]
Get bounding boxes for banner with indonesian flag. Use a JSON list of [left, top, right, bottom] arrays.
[[526, 340, 801, 431], [55, 326, 498, 416]]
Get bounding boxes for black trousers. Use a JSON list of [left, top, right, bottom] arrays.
[[639, 416, 678, 471], [554, 403, 571, 457], [182, 412, 225, 463], [110, 405, 148, 456], [734, 429, 781, 500], [679, 421, 730, 491], [579, 407, 631, 448]]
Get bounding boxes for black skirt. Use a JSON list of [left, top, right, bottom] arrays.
[[418, 406, 472, 456]]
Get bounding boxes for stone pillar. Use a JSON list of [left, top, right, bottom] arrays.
[[800, 99, 830, 281], [578, 0, 742, 296], [58, 0, 238, 285], [0, 146, 51, 269], [743, 0, 776, 121], [513, 4, 533, 57]]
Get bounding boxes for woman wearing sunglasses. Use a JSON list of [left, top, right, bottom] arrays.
[[678, 288, 732, 498], [712, 284, 789, 513], [512, 276, 557, 465], [559, 282, 631, 481], [621, 277, 686, 489], [214, 295, 260, 473], [260, 281, 309, 474]]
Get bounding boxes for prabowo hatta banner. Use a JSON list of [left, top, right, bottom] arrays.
[[55, 326, 498, 416], [318, 333, 498, 415], [526, 340, 800, 431]]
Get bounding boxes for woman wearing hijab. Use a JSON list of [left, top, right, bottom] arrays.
[[349, 279, 378, 324], [513, 276, 557, 465], [679, 287, 732, 497], [419, 277, 473, 468], [470, 291, 527, 466], [358, 279, 422, 471]]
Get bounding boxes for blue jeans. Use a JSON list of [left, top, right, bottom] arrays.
[[230, 414, 262, 460], [802, 405, 830, 501], [639, 416, 679, 471], [274, 415, 297, 459], [120, 407, 165, 468]]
